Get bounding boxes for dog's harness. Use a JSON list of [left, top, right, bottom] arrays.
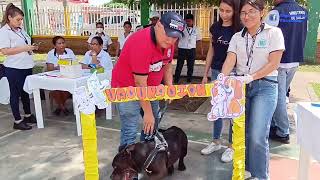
[[143, 131, 168, 174]]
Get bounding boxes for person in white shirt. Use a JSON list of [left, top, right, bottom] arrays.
[[87, 22, 112, 53], [174, 13, 202, 83], [135, 25, 143, 32], [0, 3, 39, 130], [46, 36, 76, 116], [82, 36, 113, 71], [221, 0, 285, 179], [47, 36, 76, 70], [116, 21, 133, 57], [143, 11, 161, 28]]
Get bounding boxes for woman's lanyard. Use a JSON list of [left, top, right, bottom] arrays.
[[186, 27, 194, 42], [245, 24, 264, 74], [54, 49, 68, 59], [11, 28, 29, 45]]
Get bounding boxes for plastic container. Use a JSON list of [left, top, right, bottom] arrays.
[[58, 58, 82, 78], [60, 64, 82, 78]]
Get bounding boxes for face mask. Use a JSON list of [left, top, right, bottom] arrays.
[[96, 28, 104, 33]]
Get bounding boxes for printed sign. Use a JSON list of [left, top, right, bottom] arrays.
[[208, 74, 244, 121]]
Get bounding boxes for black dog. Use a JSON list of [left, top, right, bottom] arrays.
[[111, 126, 188, 180]]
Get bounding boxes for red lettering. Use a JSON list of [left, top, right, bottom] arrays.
[[156, 85, 165, 98], [136, 87, 147, 100], [187, 84, 196, 97], [126, 86, 136, 100], [116, 88, 126, 101], [147, 86, 157, 99], [196, 84, 206, 96], [105, 88, 117, 102], [167, 85, 176, 98], [177, 85, 187, 97]]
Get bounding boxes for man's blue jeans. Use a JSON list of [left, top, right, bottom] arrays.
[[272, 67, 298, 137], [211, 69, 232, 143], [245, 77, 278, 180], [117, 100, 160, 150]]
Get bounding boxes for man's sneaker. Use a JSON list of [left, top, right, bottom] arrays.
[[270, 133, 290, 144], [23, 114, 37, 124], [200, 142, 221, 155], [221, 148, 234, 163], [13, 121, 32, 130], [245, 171, 252, 179]]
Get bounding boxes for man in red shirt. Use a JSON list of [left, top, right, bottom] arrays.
[[112, 12, 185, 151]]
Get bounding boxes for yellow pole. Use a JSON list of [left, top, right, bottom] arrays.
[[232, 86, 246, 180], [81, 113, 99, 180], [63, 0, 71, 35]]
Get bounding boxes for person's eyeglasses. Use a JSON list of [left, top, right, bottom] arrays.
[[240, 10, 259, 19], [90, 43, 99, 46]]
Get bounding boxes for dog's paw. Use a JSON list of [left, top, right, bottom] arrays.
[[167, 166, 174, 175], [178, 164, 186, 171]]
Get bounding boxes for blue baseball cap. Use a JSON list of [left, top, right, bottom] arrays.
[[160, 12, 186, 39]]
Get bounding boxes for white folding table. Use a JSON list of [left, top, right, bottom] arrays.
[[23, 70, 112, 136], [296, 102, 320, 180]]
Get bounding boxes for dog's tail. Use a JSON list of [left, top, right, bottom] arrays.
[[178, 128, 188, 171], [180, 129, 188, 158]]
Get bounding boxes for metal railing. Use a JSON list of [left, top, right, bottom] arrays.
[[154, 3, 219, 38], [1, 2, 218, 38], [31, 3, 141, 37]]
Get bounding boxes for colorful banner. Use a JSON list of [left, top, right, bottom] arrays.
[[104, 83, 213, 102]]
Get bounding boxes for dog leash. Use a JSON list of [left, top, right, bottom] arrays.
[[142, 100, 169, 173], [158, 100, 168, 122], [144, 100, 169, 141]]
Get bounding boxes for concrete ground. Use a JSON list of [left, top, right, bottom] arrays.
[[0, 71, 320, 180]]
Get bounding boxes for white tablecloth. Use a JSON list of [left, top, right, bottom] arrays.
[[296, 102, 320, 161], [23, 70, 111, 94], [22, 69, 112, 136]]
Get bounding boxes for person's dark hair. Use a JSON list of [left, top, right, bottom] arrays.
[[185, 13, 194, 20], [241, 0, 265, 11], [1, 3, 24, 27], [52, 36, 65, 45], [96, 22, 104, 27], [216, 0, 241, 32], [92, 36, 103, 46], [123, 21, 132, 27]]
